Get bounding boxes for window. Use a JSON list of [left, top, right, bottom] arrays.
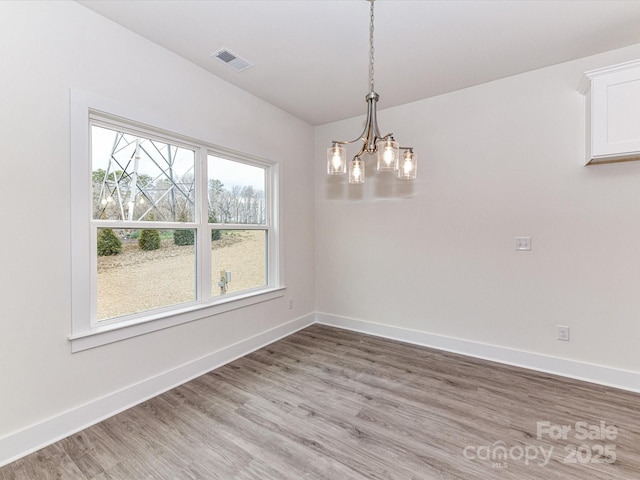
[[70, 91, 282, 351]]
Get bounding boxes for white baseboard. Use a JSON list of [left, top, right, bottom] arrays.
[[316, 312, 640, 394], [0, 314, 315, 468]]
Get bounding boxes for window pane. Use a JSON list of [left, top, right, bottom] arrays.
[[212, 230, 266, 297], [208, 155, 266, 224], [97, 228, 196, 320], [92, 125, 196, 222]]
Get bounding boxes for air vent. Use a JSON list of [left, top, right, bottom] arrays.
[[211, 48, 252, 72]]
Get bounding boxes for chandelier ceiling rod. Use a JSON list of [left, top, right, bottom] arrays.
[[327, 0, 417, 184]]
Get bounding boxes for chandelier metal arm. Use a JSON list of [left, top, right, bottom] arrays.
[[330, 138, 364, 147], [331, 90, 395, 159]]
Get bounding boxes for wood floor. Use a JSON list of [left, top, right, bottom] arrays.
[[2, 324, 640, 479]]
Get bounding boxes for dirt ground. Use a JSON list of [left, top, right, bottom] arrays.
[[97, 230, 265, 320]]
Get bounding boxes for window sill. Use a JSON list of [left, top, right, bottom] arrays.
[[69, 287, 286, 353]]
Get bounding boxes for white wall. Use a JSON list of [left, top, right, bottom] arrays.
[[316, 43, 640, 375], [0, 0, 315, 452]]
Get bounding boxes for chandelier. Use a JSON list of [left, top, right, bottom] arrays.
[[327, 0, 417, 184]]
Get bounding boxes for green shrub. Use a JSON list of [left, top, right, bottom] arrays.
[[209, 214, 221, 241], [97, 228, 122, 256], [174, 210, 195, 246], [138, 228, 161, 251], [173, 229, 194, 246]]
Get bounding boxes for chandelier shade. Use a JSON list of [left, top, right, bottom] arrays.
[[377, 137, 399, 171], [327, 143, 347, 175], [326, 0, 417, 184], [349, 157, 365, 184], [398, 149, 417, 180]]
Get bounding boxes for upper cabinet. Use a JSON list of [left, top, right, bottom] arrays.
[[579, 59, 640, 165]]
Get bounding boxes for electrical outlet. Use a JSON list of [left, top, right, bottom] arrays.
[[515, 236, 532, 251], [288, 298, 294, 310], [557, 325, 570, 341]]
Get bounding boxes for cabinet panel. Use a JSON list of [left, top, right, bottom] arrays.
[[606, 79, 640, 144]]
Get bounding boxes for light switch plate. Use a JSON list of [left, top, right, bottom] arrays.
[[515, 236, 532, 251]]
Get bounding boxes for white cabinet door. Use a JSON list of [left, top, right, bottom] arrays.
[[579, 60, 640, 165]]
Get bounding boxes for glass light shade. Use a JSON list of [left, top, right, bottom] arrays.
[[349, 157, 365, 184], [376, 138, 399, 172], [327, 144, 346, 175], [398, 150, 417, 180]]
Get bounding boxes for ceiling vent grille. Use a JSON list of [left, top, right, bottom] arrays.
[[211, 48, 252, 72]]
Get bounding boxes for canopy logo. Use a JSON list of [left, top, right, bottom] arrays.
[[463, 441, 553, 468]]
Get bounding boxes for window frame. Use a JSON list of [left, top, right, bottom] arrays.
[[69, 90, 284, 352]]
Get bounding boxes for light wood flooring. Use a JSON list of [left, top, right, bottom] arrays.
[[2, 324, 640, 479]]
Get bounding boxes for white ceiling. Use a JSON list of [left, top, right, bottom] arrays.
[[77, 0, 640, 126]]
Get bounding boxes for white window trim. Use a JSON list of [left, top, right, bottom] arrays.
[[69, 89, 284, 353]]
